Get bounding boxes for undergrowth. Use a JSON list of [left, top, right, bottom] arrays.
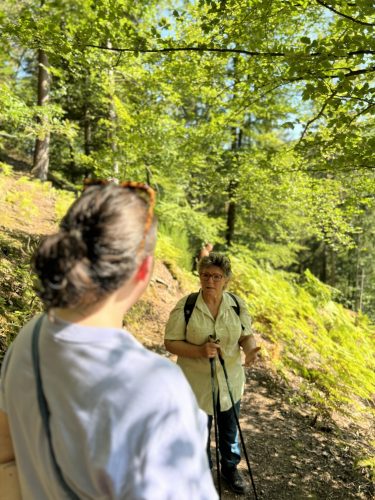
[[229, 248, 375, 421], [155, 225, 197, 291], [0, 170, 75, 361], [0, 229, 42, 362]]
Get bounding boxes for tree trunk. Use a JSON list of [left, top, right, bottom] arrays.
[[32, 49, 50, 181], [107, 40, 119, 177], [358, 266, 365, 312], [326, 246, 336, 286], [84, 102, 92, 156], [225, 180, 237, 246], [225, 127, 242, 246]]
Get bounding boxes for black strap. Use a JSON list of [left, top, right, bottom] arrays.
[[227, 292, 241, 318], [31, 315, 80, 500], [184, 291, 244, 330], [183, 292, 200, 325]]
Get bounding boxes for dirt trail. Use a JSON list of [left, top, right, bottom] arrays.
[[213, 366, 373, 499]]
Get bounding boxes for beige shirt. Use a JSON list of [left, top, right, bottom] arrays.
[[165, 291, 253, 415]]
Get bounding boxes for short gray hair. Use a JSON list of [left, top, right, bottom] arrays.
[[198, 252, 232, 277]]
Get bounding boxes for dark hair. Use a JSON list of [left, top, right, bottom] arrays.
[[33, 184, 156, 309], [198, 252, 232, 277]]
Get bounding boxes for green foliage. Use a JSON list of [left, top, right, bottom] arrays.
[[154, 231, 197, 292], [54, 189, 76, 222], [302, 269, 336, 306], [357, 450, 375, 482], [157, 199, 225, 247], [0, 0, 375, 341], [229, 248, 375, 419], [6, 189, 40, 218], [0, 230, 42, 363], [156, 223, 192, 271], [0, 162, 13, 176]]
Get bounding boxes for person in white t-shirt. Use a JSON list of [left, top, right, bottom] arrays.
[[0, 180, 218, 500]]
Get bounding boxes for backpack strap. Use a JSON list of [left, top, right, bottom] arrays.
[[227, 292, 245, 331], [227, 292, 240, 316], [184, 292, 199, 326]]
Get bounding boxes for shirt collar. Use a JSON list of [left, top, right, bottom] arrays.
[[196, 289, 234, 314]]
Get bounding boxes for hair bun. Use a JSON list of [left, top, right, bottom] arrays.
[[61, 229, 87, 260]]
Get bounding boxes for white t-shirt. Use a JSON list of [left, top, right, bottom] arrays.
[[0, 314, 218, 500]]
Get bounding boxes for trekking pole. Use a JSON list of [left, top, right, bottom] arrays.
[[209, 357, 221, 498], [218, 354, 259, 500]]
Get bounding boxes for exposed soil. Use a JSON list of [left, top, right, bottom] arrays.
[[2, 170, 374, 500], [0, 172, 57, 236]]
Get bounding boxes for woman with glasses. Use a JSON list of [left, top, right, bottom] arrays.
[[0, 182, 217, 500], [165, 253, 259, 496]]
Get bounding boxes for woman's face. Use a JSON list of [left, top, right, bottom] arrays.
[[199, 265, 229, 297]]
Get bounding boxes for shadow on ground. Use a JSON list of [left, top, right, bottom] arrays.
[[207, 367, 374, 500]]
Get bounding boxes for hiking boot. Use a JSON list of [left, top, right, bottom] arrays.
[[221, 467, 246, 495]]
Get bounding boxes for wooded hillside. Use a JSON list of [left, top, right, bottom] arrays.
[[0, 1, 374, 495]]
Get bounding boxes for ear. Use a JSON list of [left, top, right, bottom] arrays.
[[135, 255, 153, 282]]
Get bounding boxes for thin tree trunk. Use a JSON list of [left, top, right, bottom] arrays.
[[225, 127, 242, 246], [32, 49, 50, 181], [321, 243, 327, 283], [107, 40, 119, 177], [358, 266, 365, 312], [226, 180, 237, 246], [353, 231, 366, 312], [327, 246, 336, 286], [84, 102, 92, 156]]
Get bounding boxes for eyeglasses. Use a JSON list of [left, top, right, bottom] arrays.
[[83, 179, 156, 253], [200, 272, 224, 282]]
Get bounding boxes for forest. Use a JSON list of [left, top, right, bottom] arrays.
[[0, 0, 374, 496], [0, 0, 374, 317]]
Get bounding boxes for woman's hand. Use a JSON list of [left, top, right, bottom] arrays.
[[200, 341, 221, 359], [239, 335, 261, 367], [244, 347, 261, 367]]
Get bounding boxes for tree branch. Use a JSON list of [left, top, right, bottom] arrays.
[[339, 95, 375, 105], [272, 163, 375, 174], [347, 103, 375, 126], [343, 66, 375, 77], [315, 0, 375, 27], [86, 44, 285, 57], [86, 43, 374, 59], [298, 90, 338, 143], [296, 66, 375, 80]]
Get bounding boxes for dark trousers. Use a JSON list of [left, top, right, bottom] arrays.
[[207, 399, 241, 472]]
